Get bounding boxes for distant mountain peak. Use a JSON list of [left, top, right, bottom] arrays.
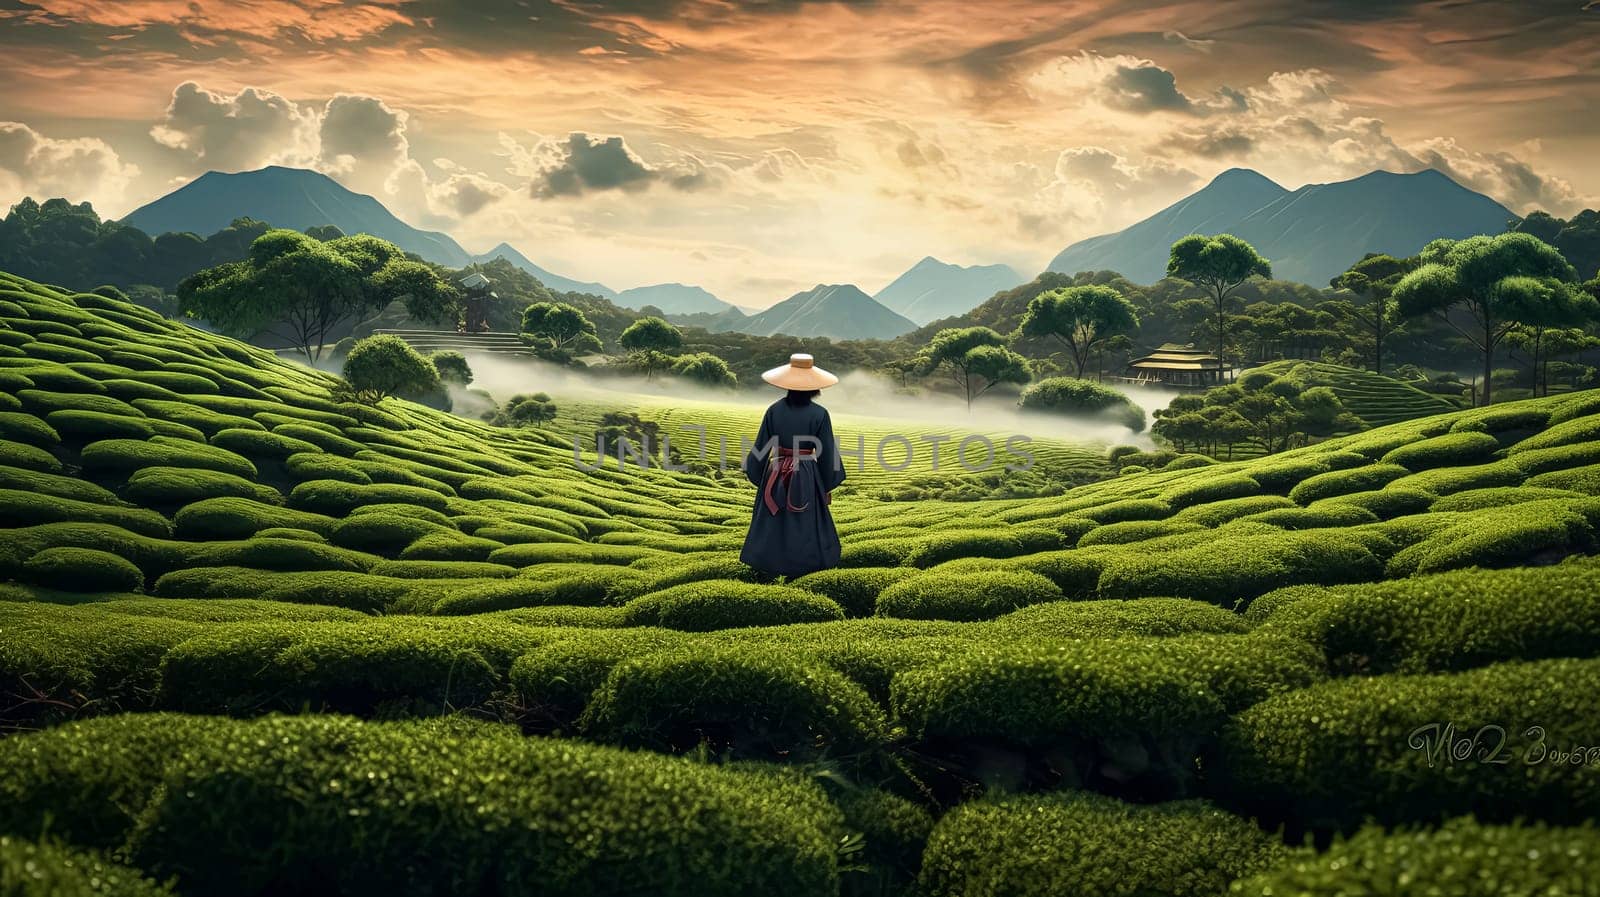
[[725, 282, 915, 340], [1048, 166, 1511, 286], [121, 165, 471, 267], [873, 257, 1024, 326]]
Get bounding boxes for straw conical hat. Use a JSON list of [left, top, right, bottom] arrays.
[[761, 353, 839, 390]]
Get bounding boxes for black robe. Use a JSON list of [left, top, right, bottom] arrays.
[[739, 398, 846, 576]]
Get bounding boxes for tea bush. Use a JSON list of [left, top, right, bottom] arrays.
[[623, 581, 844, 631], [1097, 530, 1381, 606], [0, 488, 172, 537], [875, 570, 1062, 621], [793, 566, 920, 618], [0, 836, 172, 897], [1288, 464, 1408, 504], [1220, 657, 1600, 829], [79, 437, 256, 480], [21, 547, 144, 592], [1231, 817, 1600, 897], [919, 792, 1287, 897], [173, 497, 337, 539], [123, 466, 282, 507], [43, 409, 154, 442], [210, 427, 322, 461], [581, 645, 888, 759], [1389, 460, 1525, 496], [1380, 431, 1500, 470], [288, 479, 451, 515]]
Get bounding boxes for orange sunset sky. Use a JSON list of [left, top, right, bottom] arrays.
[[1, 0, 1596, 304]]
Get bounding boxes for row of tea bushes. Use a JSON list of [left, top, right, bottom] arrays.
[[0, 714, 847, 897]]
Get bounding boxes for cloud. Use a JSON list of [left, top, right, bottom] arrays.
[[0, 121, 139, 211], [317, 94, 409, 181], [1105, 63, 1192, 112], [1411, 138, 1584, 215], [524, 132, 716, 199], [430, 171, 511, 217], [1027, 52, 1199, 115], [149, 81, 318, 171]]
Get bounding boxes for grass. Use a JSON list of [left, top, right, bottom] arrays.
[[1, 268, 1599, 894]]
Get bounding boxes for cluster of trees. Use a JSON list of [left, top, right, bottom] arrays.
[[0, 198, 280, 295], [1152, 370, 1363, 457], [179, 230, 459, 362], [517, 305, 738, 388], [492, 393, 558, 428]]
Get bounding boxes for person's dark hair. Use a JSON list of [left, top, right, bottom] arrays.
[[784, 388, 820, 407]]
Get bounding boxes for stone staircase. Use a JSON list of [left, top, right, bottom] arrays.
[[372, 329, 536, 357]]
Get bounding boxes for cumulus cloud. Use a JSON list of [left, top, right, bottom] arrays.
[[149, 81, 318, 170], [317, 94, 410, 182], [1027, 52, 1199, 115], [0, 121, 138, 211], [1411, 138, 1583, 216], [1104, 63, 1192, 113], [513, 132, 717, 199]]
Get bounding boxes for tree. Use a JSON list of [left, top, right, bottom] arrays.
[[430, 350, 473, 386], [521, 302, 604, 356], [1329, 253, 1414, 376], [1152, 369, 1362, 457], [1018, 284, 1140, 379], [671, 352, 737, 388], [618, 316, 683, 380], [919, 327, 1030, 408], [1392, 232, 1580, 405], [1018, 377, 1145, 431], [495, 392, 557, 428], [342, 335, 440, 404], [1166, 234, 1272, 381], [178, 230, 460, 362]]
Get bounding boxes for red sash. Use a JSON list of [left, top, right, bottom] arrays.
[[763, 447, 815, 515]]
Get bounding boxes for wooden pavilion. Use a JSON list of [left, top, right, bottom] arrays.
[[1120, 343, 1231, 389]]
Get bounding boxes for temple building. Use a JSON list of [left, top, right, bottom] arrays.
[[1122, 343, 1231, 388], [458, 272, 496, 333]]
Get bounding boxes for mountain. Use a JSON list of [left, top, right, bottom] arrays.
[[121, 166, 473, 267], [734, 283, 916, 340], [471, 243, 617, 298], [1047, 168, 1288, 284], [615, 283, 735, 315], [873, 256, 1024, 325], [1047, 167, 1514, 286]]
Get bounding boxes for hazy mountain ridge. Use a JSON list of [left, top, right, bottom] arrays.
[[873, 256, 1025, 325], [1048, 167, 1513, 286], [736, 283, 916, 340], [122, 166, 474, 267]]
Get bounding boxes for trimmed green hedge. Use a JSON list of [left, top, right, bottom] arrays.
[[210, 427, 322, 461], [270, 423, 364, 455], [1220, 657, 1600, 829], [43, 409, 155, 442], [1288, 464, 1409, 504], [173, 497, 337, 539], [1080, 498, 1172, 524], [1506, 411, 1600, 454], [284, 452, 373, 484], [124, 466, 282, 507], [1384, 499, 1595, 575], [0, 438, 61, 472], [288, 479, 451, 515], [20, 547, 144, 593], [1160, 474, 1260, 509], [580, 645, 888, 759], [793, 566, 920, 618], [508, 631, 688, 726], [1078, 519, 1205, 546], [919, 792, 1287, 897], [79, 436, 256, 480], [1389, 460, 1525, 496], [1096, 530, 1382, 606], [623, 581, 844, 631], [1380, 431, 1500, 470], [430, 566, 648, 615], [399, 531, 503, 562], [1528, 463, 1600, 495], [1258, 564, 1600, 676], [1232, 817, 1600, 896], [0, 488, 172, 537], [0, 836, 172, 896], [15, 389, 140, 418], [875, 570, 1062, 621], [129, 399, 260, 436], [1311, 486, 1434, 519], [991, 598, 1248, 639], [1239, 504, 1379, 530], [369, 559, 516, 580], [894, 634, 1322, 744], [0, 714, 845, 897], [1430, 485, 1583, 511], [0, 411, 59, 447], [0, 463, 121, 505], [151, 568, 414, 612], [329, 514, 450, 554]]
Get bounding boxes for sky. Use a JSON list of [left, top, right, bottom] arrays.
[[0, 0, 1596, 307]]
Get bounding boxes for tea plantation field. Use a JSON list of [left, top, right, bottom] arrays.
[[3, 270, 1599, 896]]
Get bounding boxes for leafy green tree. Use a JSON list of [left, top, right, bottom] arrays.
[[496, 392, 558, 428], [1166, 234, 1272, 380], [178, 230, 459, 362], [1392, 232, 1580, 405], [521, 302, 604, 357], [618, 316, 683, 380], [671, 352, 737, 388], [430, 350, 473, 386], [1018, 377, 1145, 431], [1153, 370, 1362, 457], [919, 327, 1030, 408], [1018, 284, 1140, 379], [341, 335, 440, 404], [1329, 253, 1414, 376]]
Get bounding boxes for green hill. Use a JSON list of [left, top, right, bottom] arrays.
[[3, 269, 1600, 895], [1253, 359, 1462, 426]]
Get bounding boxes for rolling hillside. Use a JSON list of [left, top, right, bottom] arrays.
[[3, 267, 1600, 895], [472, 242, 618, 298], [1048, 167, 1513, 286], [615, 283, 736, 315], [122, 166, 474, 267], [1252, 360, 1462, 426]]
